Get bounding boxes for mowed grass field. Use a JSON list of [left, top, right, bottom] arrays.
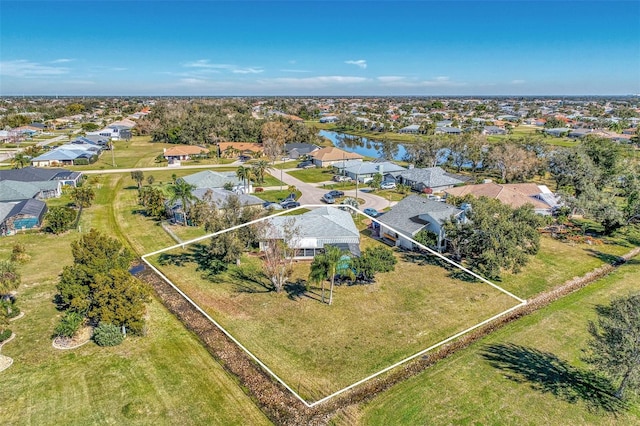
[[346, 259, 640, 426], [149, 232, 521, 402], [0, 146, 271, 424]]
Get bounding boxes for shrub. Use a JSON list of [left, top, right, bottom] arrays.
[[10, 243, 30, 264], [54, 311, 84, 338], [255, 187, 264, 192], [74, 158, 89, 165], [0, 329, 11, 342], [93, 322, 124, 347]]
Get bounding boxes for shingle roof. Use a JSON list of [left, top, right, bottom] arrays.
[[399, 167, 464, 188], [179, 170, 240, 189], [377, 195, 462, 237], [264, 207, 360, 245], [192, 188, 264, 207], [0, 167, 66, 182], [342, 161, 406, 175], [0, 180, 43, 202]]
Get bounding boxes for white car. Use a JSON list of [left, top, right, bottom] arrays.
[[380, 181, 396, 190]]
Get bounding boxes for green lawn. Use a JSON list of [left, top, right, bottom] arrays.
[[149, 233, 520, 402], [287, 167, 335, 183], [0, 147, 272, 424], [255, 189, 302, 203], [352, 258, 640, 426], [0, 232, 269, 425]]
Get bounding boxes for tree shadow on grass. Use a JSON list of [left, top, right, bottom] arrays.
[[482, 343, 625, 413], [157, 243, 212, 271], [228, 266, 271, 294], [586, 249, 624, 266], [284, 279, 324, 302], [401, 251, 479, 283]]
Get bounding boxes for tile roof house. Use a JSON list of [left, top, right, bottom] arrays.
[[0, 198, 48, 235], [218, 142, 264, 158], [398, 167, 466, 192], [163, 145, 209, 162], [444, 182, 559, 215], [259, 207, 360, 259], [310, 147, 364, 167], [376, 195, 464, 251]]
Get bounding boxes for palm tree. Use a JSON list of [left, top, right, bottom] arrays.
[[11, 152, 29, 169], [254, 160, 270, 184], [308, 245, 345, 305], [236, 166, 249, 192], [168, 180, 197, 225]]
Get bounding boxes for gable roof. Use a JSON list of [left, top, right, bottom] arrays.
[[444, 182, 555, 210], [218, 142, 264, 153], [179, 170, 240, 189], [0, 166, 79, 183], [264, 207, 360, 244], [341, 161, 406, 175], [164, 145, 209, 157], [310, 147, 363, 162], [377, 195, 462, 237], [0, 180, 59, 202], [399, 167, 465, 188], [192, 188, 264, 207]]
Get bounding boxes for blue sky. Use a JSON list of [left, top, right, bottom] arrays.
[[1, 1, 638, 95]]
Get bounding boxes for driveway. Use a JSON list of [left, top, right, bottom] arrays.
[[268, 168, 394, 212]]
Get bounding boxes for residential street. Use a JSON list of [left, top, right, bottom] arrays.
[[268, 167, 394, 212]]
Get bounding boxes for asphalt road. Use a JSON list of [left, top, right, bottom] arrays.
[[269, 168, 394, 212]]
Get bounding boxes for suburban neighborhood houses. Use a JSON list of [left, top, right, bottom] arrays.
[[0, 93, 639, 426]]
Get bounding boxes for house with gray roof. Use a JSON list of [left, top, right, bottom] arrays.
[[398, 124, 420, 134], [168, 188, 264, 225], [178, 170, 244, 192], [398, 166, 466, 192], [335, 161, 406, 183], [31, 144, 101, 167], [260, 207, 360, 259], [284, 143, 320, 159], [435, 126, 462, 135], [376, 195, 464, 251], [0, 180, 61, 202], [0, 198, 48, 235], [0, 166, 82, 187]]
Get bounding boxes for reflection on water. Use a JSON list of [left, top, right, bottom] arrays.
[[320, 130, 407, 161]]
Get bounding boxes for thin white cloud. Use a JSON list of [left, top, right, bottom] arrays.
[[0, 59, 70, 77], [179, 78, 207, 85], [183, 60, 263, 75], [280, 69, 311, 73], [345, 59, 367, 69], [51, 58, 74, 63], [511, 79, 525, 85], [232, 67, 264, 74], [64, 80, 95, 85]]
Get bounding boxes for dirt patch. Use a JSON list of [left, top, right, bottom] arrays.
[[52, 326, 93, 350]]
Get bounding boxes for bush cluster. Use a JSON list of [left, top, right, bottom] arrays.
[[93, 323, 125, 347], [0, 329, 12, 343]]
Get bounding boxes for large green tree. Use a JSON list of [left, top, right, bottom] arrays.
[[443, 196, 541, 279], [56, 229, 148, 334], [584, 293, 640, 400], [44, 206, 77, 234]]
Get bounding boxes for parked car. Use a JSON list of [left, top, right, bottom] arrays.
[[322, 194, 336, 204], [380, 181, 396, 190], [280, 200, 300, 209], [297, 160, 314, 168], [363, 208, 379, 217], [280, 193, 297, 203], [333, 175, 351, 182], [264, 202, 284, 210], [326, 190, 344, 198]]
